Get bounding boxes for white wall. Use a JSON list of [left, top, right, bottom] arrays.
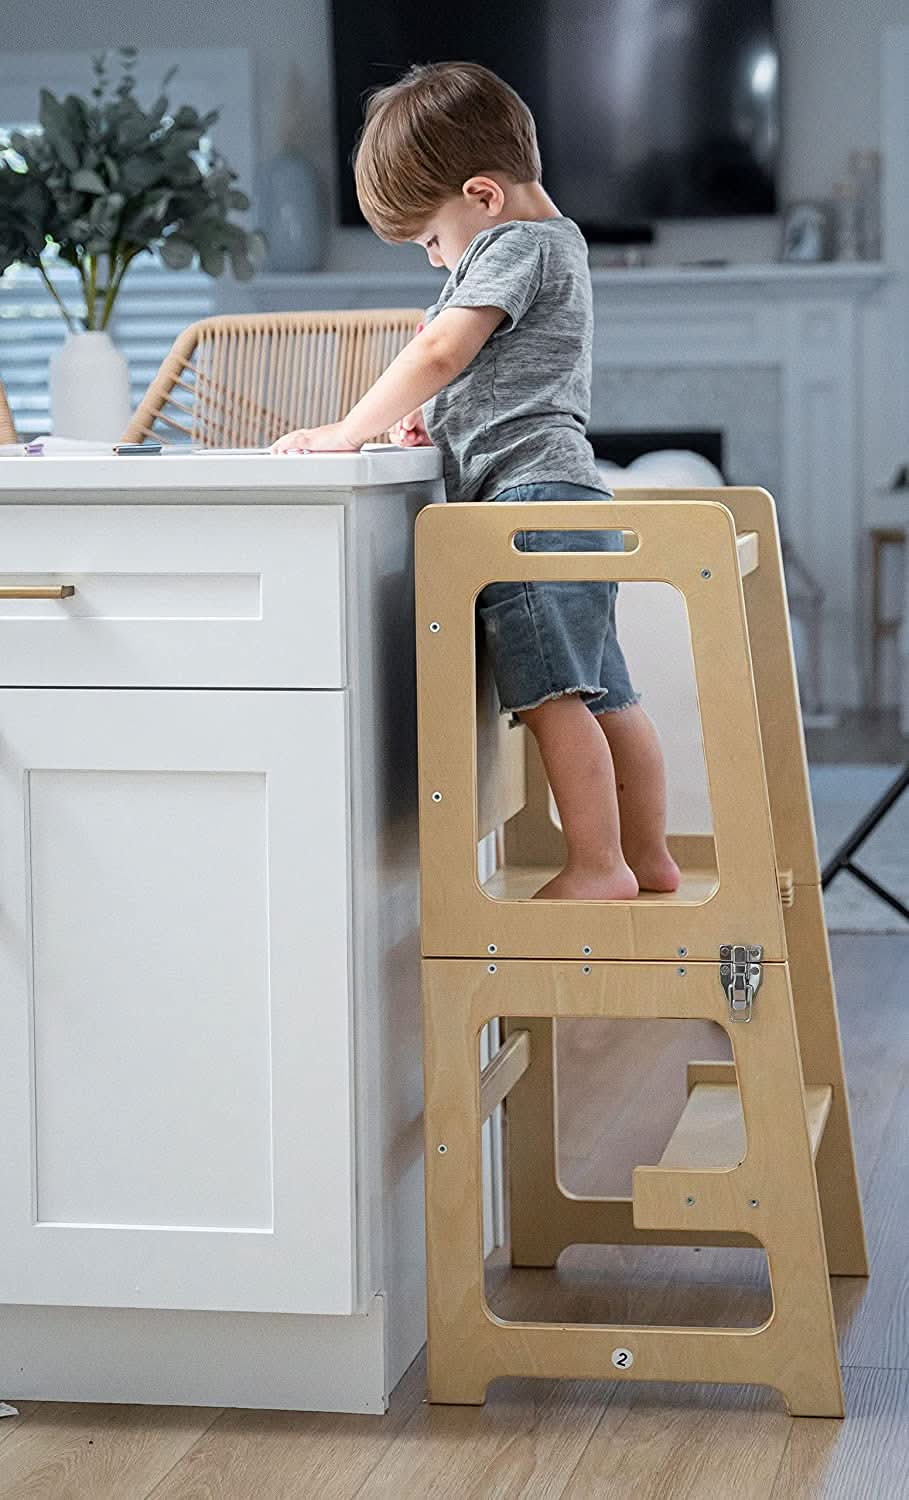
[[3, 0, 909, 270], [782, 0, 909, 199]]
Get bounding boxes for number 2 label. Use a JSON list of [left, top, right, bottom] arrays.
[[611, 1347, 634, 1370]]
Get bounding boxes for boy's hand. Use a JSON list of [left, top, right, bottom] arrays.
[[271, 422, 361, 455], [389, 407, 432, 447]]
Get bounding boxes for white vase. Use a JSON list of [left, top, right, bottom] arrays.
[[49, 330, 132, 441]]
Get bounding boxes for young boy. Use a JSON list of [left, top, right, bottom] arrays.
[[272, 61, 679, 901]]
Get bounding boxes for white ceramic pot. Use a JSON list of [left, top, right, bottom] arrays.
[[49, 330, 132, 441]]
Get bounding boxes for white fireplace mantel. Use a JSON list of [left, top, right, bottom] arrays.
[[222, 261, 886, 302]]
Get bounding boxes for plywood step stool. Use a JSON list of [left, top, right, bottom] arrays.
[[414, 488, 868, 1417]]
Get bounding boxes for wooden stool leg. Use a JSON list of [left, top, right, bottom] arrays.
[[422, 962, 495, 1405], [745, 963, 845, 1416], [502, 1016, 564, 1267], [755, 967, 844, 1416], [784, 888, 869, 1275], [723, 488, 868, 1277]]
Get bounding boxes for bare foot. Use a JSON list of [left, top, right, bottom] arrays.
[[627, 850, 682, 893], [533, 862, 639, 901]]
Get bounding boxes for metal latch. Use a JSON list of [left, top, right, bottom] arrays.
[[719, 944, 763, 1023]]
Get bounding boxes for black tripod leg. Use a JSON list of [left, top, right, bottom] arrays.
[[839, 860, 909, 922], [821, 764, 909, 921]]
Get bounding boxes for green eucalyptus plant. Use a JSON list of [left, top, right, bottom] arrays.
[[0, 48, 266, 332]]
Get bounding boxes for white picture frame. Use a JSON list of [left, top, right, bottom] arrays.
[[779, 199, 833, 263]]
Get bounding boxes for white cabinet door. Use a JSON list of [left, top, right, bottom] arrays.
[[0, 690, 356, 1315]]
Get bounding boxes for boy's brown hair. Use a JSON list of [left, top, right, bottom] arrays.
[[354, 61, 541, 242]]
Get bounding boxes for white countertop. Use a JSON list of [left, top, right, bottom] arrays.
[[0, 447, 443, 495]]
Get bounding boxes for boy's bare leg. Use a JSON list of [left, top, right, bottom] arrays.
[[595, 704, 681, 892], [519, 695, 639, 900]]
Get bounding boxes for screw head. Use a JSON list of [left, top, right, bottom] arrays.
[[582, 945, 592, 956], [677, 966, 687, 976], [700, 567, 712, 579], [488, 944, 497, 954], [431, 791, 442, 802], [429, 621, 441, 633], [487, 963, 497, 974], [582, 964, 592, 975], [748, 1197, 760, 1209], [720, 945, 731, 958], [437, 1143, 447, 1154], [685, 1195, 697, 1207], [677, 947, 688, 958]]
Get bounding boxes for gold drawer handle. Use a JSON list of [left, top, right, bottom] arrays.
[[0, 585, 76, 599]]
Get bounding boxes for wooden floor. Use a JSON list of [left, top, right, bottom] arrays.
[[2, 933, 909, 1499]]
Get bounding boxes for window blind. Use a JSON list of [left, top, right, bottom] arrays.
[[0, 261, 213, 439]]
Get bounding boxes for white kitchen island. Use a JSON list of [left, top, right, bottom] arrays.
[[0, 448, 443, 1413]]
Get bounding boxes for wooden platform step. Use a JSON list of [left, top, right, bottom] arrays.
[[658, 1082, 833, 1170], [483, 863, 794, 907], [483, 864, 719, 903]]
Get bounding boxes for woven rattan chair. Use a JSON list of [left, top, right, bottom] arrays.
[[0, 377, 15, 444], [121, 309, 424, 447]]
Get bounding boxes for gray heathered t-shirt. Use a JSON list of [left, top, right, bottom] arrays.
[[421, 216, 608, 503]]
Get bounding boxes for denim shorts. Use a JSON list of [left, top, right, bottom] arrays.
[[476, 481, 640, 719]]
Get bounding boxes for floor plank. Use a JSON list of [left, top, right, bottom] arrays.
[[770, 1366, 909, 1499], [146, 1355, 426, 1500], [0, 1404, 220, 1500], [834, 1077, 909, 1370], [0, 1405, 39, 1448], [355, 1376, 616, 1500], [561, 1381, 791, 1499]]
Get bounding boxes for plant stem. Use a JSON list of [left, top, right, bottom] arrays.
[[36, 260, 78, 334], [76, 257, 89, 320], [99, 247, 137, 330], [85, 254, 98, 330], [96, 243, 118, 329]]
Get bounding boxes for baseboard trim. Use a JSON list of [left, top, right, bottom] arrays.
[[0, 1295, 389, 1413]]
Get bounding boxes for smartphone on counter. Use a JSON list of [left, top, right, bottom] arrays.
[[112, 442, 163, 455]]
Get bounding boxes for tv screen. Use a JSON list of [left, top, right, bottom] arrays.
[[330, 0, 779, 238]]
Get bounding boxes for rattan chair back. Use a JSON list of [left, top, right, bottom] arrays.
[[0, 378, 15, 444], [122, 309, 424, 447]]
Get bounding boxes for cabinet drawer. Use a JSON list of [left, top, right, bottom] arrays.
[[0, 504, 345, 687]]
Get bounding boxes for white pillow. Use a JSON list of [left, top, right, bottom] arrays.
[[596, 448, 725, 489]]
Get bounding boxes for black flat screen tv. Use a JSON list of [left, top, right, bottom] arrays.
[[330, 0, 779, 239]]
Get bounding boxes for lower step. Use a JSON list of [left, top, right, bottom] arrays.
[[658, 1082, 833, 1170]]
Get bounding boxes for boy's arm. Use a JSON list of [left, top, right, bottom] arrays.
[[271, 305, 505, 453]]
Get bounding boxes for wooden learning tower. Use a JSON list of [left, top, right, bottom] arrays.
[[414, 488, 868, 1417]]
